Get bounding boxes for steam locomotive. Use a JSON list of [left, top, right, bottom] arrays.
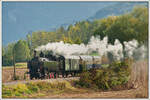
[[27, 50, 101, 79]]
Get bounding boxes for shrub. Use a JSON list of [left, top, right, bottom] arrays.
[[94, 69, 110, 90], [78, 72, 93, 88], [13, 83, 32, 96], [26, 82, 39, 93], [76, 59, 132, 90]]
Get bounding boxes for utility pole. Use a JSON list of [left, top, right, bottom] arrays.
[[30, 31, 32, 55], [13, 46, 16, 80], [28, 31, 32, 58]]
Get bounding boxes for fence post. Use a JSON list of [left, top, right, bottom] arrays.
[[13, 46, 16, 80]]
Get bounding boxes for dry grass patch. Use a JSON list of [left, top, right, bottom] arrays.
[[2, 80, 78, 98]]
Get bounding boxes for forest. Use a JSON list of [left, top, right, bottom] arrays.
[[2, 6, 148, 66]]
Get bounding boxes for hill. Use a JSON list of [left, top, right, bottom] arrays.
[[88, 2, 148, 20]]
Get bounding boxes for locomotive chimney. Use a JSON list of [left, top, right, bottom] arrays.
[[40, 51, 44, 57], [34, 50, 37, 58]]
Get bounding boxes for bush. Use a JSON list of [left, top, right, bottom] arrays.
[[14, 83, 31, 96], [94, 69, 110, 90], [26, 82, 39, 93], [76, 59, 132, 90], [78, 72, 93, 88]]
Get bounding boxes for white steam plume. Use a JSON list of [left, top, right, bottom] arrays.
[[35, 36, 147, 61], [35, 41, 88, 56]]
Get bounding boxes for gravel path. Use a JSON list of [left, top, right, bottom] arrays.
[[3, 77, 80, 86]]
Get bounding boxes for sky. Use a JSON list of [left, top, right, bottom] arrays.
[[2, 1, 147, 46], [2, 1, 119, 46]]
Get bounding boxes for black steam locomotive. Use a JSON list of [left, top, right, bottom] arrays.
[[27, 51, 101, 79]]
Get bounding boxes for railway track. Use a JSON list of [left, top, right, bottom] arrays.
[[3, 77, 80, 86]]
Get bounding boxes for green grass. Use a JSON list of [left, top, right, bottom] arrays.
[[15, 62, 27, 67], [89, 52, 99, 56], [2, 62, 27, 69]]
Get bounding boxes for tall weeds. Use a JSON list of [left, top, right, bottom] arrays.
[[129, 60, 148, 98]]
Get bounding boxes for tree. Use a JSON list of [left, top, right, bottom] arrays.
[[94, 6, 148, 46], [2, 43, 15, 66], [130, 6, 148, 45], [14, 40, 30, 62], [106, 15, 138, 45], [2, 47, 5, 57], [94, 16, 118, 41]]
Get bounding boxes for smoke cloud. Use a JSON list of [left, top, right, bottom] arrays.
[[35, 36, 147, 61]]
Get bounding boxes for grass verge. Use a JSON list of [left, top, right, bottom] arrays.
[[2, 81, 77, 98]]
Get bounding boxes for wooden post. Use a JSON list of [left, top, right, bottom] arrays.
[[13, 46, 16, 80], [30, 31, 32, 58]]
